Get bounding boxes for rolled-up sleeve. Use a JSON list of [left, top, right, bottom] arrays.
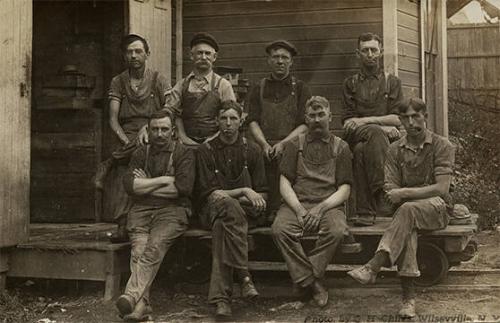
[[384, 143, 402, 191], [156, 74, 172, 106], [108, 75, 122, 103], [434, 138, 455, 177], [279, 139, 299, 184], [123, 147, 147, 196], [219, 78, 236, 102], [164, 79, 184, 117], [173, 144, 196, 197], [387, 75, 403, 115], [335, 142, 353, 187], [342, 76, 357, 122], [294, 81, 312, 127]]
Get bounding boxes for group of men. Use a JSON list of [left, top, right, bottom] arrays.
[[98, 31, 455, 321]]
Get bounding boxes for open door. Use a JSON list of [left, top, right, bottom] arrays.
[[128, 0, 172, 83], [0, 0, 32, 248]]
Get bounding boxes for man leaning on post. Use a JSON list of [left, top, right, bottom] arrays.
[[116, 110, 195, 321]]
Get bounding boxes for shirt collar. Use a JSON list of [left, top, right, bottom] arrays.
[[306, 131, 332, 143], [187, 70, 213, 84], [267, 73, 291, 82], [212, 133, 243, 149], [359, 67, 382, 81], [150, 140, 175, 154], [399, 129, 433, 151]]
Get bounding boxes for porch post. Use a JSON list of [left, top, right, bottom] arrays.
[[435, 0, 448, 137], [383, 0, 398, 75]]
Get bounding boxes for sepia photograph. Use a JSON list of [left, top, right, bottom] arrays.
[[0, 0, 499, 322]]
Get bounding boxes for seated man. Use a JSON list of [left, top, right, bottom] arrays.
[[272, 96, 353, 307], [197, 101, 268, 319], [116, 110, 195, 321], [348, 98, 455, 318]]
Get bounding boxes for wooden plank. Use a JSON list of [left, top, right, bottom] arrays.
[[184, 0, 382, 17], [0, 0, 31, 248], [184, 8, 383, 32], [31, 196, 95, 223], [397, 0, 419, 16], [399, 56, 420, 73], [31, 108, 102, 133], [399, 70, 420, 87], [32, 133, 96, 150], [398, 41, 420, 59], [397, 10, 419, 31], [31, 148, 96, 174], [241, 69, 358, 86], [402, 85, 420, 98], [184, 23, 383, 45], [435, 0, 448, 137], [383, 0, 398, 75], [31, 173, 94, 197], [398, 26, 419, 45]]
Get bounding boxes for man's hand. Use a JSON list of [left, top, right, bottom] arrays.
[[159, 176, 175, 186], [133, 168, 149, 179], [303, 205, 323, 232], [263, 143, 274, 161], [386, 188, 407, 205], [243, 188, 267, 213], [295, 206, 308, 229], [137, 125, 149, 146], [343, 117, 365, 133], [382, 126, 401, 141], [272, 141, 285, 159]]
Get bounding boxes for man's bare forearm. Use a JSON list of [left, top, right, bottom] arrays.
[[280, 175, 306, 215], [132, 177, 170, 195], [313, 184, 351, 213], [249, 122, 270, 150]]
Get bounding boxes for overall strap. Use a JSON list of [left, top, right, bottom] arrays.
[[181, 77, 191, 95], [204, 141, 220, 174], [332, 135, 341, 156], [298, 134, 306, 154], [242, 137, 249, 168], [165, 141, 176, 175], [144, 145, 150, 172], [212, 74, 223, 92], [384, 72, 390, 95], [259, 78, 266, 108], [291, 76, 296, 97]]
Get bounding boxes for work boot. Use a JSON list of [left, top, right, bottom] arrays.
[[241, 276, 259, 299], [398, 298, 416, 318], [110, 217, 129, 243], [215, 302, 232, 321], [116, 294, 135, 317], [123, 298, 153, 322], [94, 158, 113, 190], [347, 265, 377, 284], [311, 280, 328, 307], [354, 214, 375, 226]]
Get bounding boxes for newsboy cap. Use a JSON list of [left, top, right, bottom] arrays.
[[190, 32, 219, 52], [265, 40, 298, 56]]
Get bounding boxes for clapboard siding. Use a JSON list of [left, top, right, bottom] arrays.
[[184, 0, 383, 119], [397, 0, 421, 97]]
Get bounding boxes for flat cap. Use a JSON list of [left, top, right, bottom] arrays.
[[265, 39, 298, 56], [190, 32, 219, 52]]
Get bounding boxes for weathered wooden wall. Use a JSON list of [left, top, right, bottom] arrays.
[[183, 0, 384, 130], [448, 23, 500, 90], [0, 0, 31, 247], [397, 0, 421, 98]]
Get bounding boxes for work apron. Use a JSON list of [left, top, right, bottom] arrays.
[[293, 134, 342, 205], [181, 76, 222, 143], [258, 77, 299, 218]]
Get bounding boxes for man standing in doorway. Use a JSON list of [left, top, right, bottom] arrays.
[[96, 34, 171, 241], [342, 32, 403, 226], [247, 40, 312, 223], [348, 98, 455, 318], [116, 110, 195, 321], [272, 96, 352, 307], [197, 101, 268, 319]]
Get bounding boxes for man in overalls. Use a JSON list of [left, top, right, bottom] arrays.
[[342, 32, 403, 226], [95, 34, 171, 241], [272, 96, 353, 308], [197, 101, 268, 319], [116, 110, 195, 321], [164, 32, 236, 147], [247, 40, 312, 223], [348, 98, 455, 318]]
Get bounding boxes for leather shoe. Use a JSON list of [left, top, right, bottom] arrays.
[[311, 280, 328, 307], [399, 298, 416, 318], [241, 277, 259, 299], [123, 298, 153, 322], [215, 302, 232, 320], [116, 294, 135, 317], [347, 265, 377, 284]]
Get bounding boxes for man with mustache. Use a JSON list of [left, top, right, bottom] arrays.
[[272, 96, 353, 308], [348, 98, 455, 318], [196, 101, 268, 319], [246, 40, 312, 223], [95, 34, 171, 241], [162, 32, 236, 146], [116, 110, 195, 321], [342, 32, 403, 226]]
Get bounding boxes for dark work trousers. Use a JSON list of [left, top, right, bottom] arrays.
[[125, 204, 189, 303], [377, 197, 448, 277], [264, 157, 281, 222], [346, 124, 389, 216], [200, 195, 252, 304], [272, 204, 348, 287]]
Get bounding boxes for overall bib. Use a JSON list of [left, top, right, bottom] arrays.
[[259, 77, 299, 218]]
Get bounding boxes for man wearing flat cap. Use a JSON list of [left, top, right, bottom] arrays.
[[158, 32, 236, 147], [247, 39, 312, 223]]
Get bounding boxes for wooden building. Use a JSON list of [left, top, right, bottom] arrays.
[[0, 0, 450, 298]]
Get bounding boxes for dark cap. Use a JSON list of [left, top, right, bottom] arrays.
[[190, 32, 219, 52], [121, 34, 149, 53], [265, 40, 298, 56]]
